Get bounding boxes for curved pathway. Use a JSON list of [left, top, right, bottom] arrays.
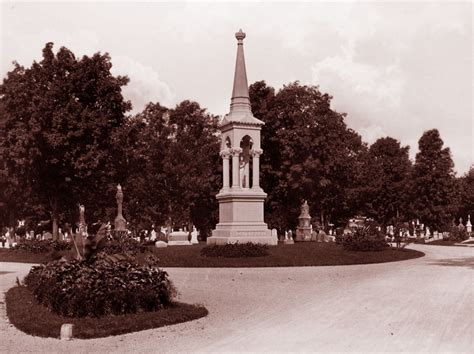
[[1, 244, 472, 353]]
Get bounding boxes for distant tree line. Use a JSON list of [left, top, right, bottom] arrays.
[[0, 44, 472, 239]]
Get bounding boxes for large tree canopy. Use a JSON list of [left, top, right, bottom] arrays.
[[456, 166, 474, 222], [358, 137, 412, 225], [0, 43, 131, 238], [250, 81, 365, 230], [411, 129, 457, 230], [117, 100, 220, 237]]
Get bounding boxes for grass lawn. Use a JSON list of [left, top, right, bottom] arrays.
[[0, 242, 424, 266], [6, 285, 208, 339], [0, 248, 69, 263], [138, 242, 424, 267]]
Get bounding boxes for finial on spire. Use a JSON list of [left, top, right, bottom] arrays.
[[235, 29, 246, 43]]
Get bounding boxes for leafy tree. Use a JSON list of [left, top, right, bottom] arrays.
[[411, 129, 457, 230], [0, 43, 131, 239], [250, 81, 365, 231], [456, 166, 474, 222], [118, 100, 220, 238], [115, 102, 170, 231], [360, 137, 412, 225], [164, 100, 220, 237]]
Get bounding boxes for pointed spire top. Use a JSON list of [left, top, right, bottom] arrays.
[[220, 29, 264, 128]]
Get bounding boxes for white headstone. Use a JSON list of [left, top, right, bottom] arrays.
[[466, 215, 472, 234], [190, 226, 199, 244], [155, 240, 168, 248]]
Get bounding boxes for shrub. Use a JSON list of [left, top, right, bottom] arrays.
[[101, 237, 151, 257], [341, 225, 388, 252], [446, 227, 469, 242], [200, 243, 269, 258], [12, 240, 71, 253], [24, 254, 176, 318]]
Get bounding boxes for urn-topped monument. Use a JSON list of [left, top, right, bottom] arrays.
[[207, 30, 277, 245], [296, 200, 312, 241]]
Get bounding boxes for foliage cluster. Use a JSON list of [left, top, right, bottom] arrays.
[[340, 225, 388, 252], [12, 239, 71, 253], [200, 243, 269, 258], [101, 237, 151, 257], [446, 226, 469, 242], [24, 255, 176, 318]]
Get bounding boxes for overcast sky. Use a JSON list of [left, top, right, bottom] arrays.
[[1, 1, 472, 175]]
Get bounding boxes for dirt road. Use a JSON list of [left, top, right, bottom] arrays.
[[1, 244, 472, 352]]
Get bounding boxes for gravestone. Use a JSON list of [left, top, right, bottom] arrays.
[[283, 230, 294, 244], [150, 228, 157, 241], [155, 240, 168, 248], [296, 201, 312, 241], [271, 228, 278, 240], [466, 215, 472, 235], [190, 226, 199, 244], [168, 230, 192, 246]]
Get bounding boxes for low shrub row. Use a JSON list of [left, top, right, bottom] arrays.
[[12, 239, 71, 253], [200, 243, 269, 258]]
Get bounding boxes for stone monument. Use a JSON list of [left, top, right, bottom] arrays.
[[168, 229, 192, 246], [114, 184, 127, 232], [296, 200, 312, 241], [190, 226, 199, 244], [466, 215, 472, 235], [208, 29, 276, 246]]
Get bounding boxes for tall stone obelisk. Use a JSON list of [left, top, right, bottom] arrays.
[[207, 29, 277, 245]]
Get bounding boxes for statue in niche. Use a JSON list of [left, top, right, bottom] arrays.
[[239, 136, 252, 188]]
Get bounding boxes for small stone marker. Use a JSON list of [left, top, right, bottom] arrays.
[[190, 226, 199, 244], [271, 228, 278, 239], [283, 230, 294, 244], [60, 324, 74, 340], [168, 230, 192, 246], [155, 240, 168, 248]]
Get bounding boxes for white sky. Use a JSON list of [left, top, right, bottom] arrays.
[[1, 1, 472, 175]]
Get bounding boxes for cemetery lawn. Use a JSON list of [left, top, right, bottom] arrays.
[[0, 243, 424, 266], [0, 248, 68, 263], [143, 242, 424, 267], [6, 285, 208, 339]]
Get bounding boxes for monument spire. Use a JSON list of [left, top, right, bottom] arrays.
[[220, 29, 264, 127], [230, 29, 251, 113]]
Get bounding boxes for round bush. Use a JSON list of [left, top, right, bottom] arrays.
[[24, 254, 176, 318], [341, 225, 388, 252]]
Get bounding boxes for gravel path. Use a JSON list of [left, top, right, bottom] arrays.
[[1, 244, 472, 353]]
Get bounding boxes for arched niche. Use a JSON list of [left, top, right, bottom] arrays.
[[239, 135, 253, 188]]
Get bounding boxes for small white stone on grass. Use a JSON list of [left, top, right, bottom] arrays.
[[155, 241, 168, 248], [60, 323, 74, 340]]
